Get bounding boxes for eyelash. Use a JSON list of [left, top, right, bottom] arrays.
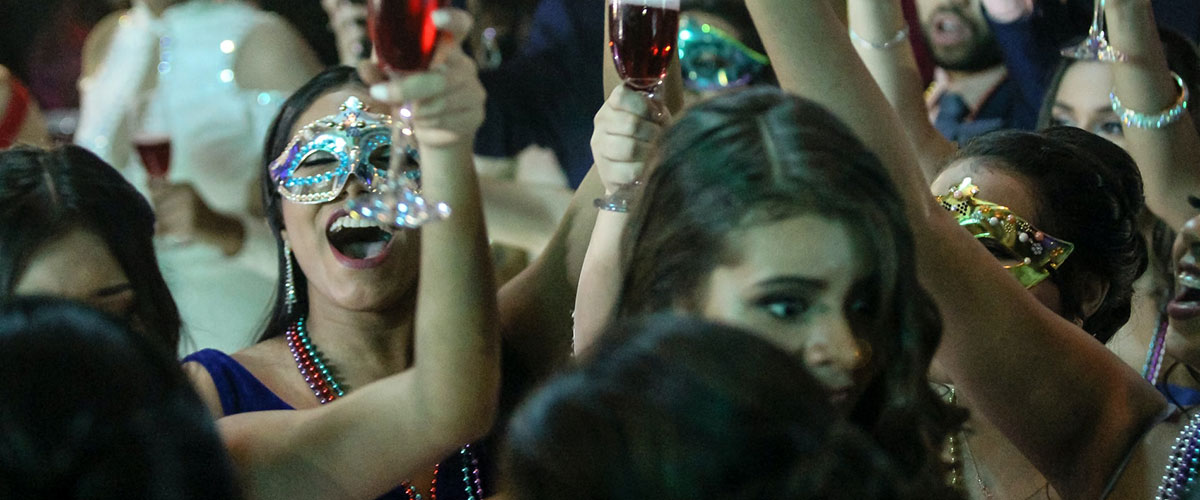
[[756, 294, 810, 321]]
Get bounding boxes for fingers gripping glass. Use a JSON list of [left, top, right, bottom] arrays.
[[340, 0, 452, 228], [677, 16, 769, 92], [598, 0, 680, 212], [270, 96, 394, 204]]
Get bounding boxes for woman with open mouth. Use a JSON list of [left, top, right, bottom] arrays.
[[180, 9, 500, 500]]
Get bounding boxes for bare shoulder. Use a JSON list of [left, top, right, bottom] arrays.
[[233, 12, 322, 93], [81, 11, 125, 79]]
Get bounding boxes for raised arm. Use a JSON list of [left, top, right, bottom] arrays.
[[215, 11, 500, 500], [1106, 0, 1200, 229], [747, 0, 1164, 496], [847, 0, 956, 179], [496, 0, 685, 384], [573, 86, 668, 353]]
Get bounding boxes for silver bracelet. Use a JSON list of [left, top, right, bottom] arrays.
[[593, 181, 642, 213], [1110, 72, 1190, 130], [849, 26, 910, 50]]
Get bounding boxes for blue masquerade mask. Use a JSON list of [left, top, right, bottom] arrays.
[[677, 16, 770, 92], [269, 96, 394, 204]]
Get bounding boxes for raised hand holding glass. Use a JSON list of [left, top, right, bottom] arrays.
[[347, 0, 451, 229]]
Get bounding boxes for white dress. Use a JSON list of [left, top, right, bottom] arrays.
[[76, 0, 288, 355]]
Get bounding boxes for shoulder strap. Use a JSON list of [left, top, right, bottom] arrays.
[[181, 348, 293, 415]]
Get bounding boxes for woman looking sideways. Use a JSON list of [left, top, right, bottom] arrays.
[[575, 84, 964, 497]]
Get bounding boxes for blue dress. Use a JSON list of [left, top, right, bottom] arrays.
[[183, 349, 491, 500]]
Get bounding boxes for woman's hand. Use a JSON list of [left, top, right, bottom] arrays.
[[365, 8, 485, 149], [590, 86, 669, 196], [320, 0, 369, 65]]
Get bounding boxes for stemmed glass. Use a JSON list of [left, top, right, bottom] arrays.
[[597, 0, 680, 211], [130, 88, 190, 245], [129, 89, 172, 181], [348, 0, 450, 228], [1060, 0, 1125, 62]]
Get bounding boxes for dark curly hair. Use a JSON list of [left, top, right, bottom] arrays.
[[954, 127, 1147, 342], [504, 314, 912, 500], [0, 145, 182, 352], [616, 86, 963, 498], [0, 297, 236, 499]]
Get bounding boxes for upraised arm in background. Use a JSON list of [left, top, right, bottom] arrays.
[[1107, 0, 1200, 229], [847, 0, 956, 179], [745, 0, 1164, 496]]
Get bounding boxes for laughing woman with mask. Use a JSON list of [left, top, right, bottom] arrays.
[[181, 10, 499, 500]]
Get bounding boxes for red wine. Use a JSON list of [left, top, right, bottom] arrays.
[[368, 0, 443, 73], [134, 136, 171, 179], [609, 1, 680, 92]]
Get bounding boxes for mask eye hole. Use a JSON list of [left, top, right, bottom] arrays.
[[367, 145, 390, 171], [295, 150, 339, 175]]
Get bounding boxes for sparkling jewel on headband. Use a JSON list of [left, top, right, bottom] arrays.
[[1157, 411, 1200, 499], [284, 316, 482, 500]]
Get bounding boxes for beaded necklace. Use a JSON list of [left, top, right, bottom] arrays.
[[1143, 312, 1170, 385], [285, 316, 484, 500], [1156, 411, 1200, 499]]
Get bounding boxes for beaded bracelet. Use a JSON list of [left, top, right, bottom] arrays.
[[593, 181, 642, 213], [849, 26, 910, 50], [1110, 72, 1190, 130], [594, 196, 631, 213]]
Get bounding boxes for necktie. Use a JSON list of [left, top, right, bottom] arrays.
[[934, 92, 969, 141]]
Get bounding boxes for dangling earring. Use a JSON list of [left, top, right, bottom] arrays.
[[284, 239, 296, 315]]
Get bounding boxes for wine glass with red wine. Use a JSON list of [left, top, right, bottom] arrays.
[[346, 0, 450, 229], [129, 89, 172, 181], [610, 0, 680, 97], [598, 0, 679, 211]]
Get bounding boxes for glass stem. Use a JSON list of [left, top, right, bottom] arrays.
[[1089, 0, 1104, 38], [390, 100, 418, 190]]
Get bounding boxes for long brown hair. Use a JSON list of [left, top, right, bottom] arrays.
[[618, 87, 963, 498]]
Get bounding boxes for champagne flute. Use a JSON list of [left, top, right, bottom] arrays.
[[1060, 0, 1125, 62], [598, 0, 680, 211], [129, 89, 172, 181], [348, 0, 450, 229]]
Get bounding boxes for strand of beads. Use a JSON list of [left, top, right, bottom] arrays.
[[285, 316, 344, 404], [1143, 314, 1170, 384], [286, 316, 484, 500], [462, 445, 483, 499], [1157, 411, 1200, 499]]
